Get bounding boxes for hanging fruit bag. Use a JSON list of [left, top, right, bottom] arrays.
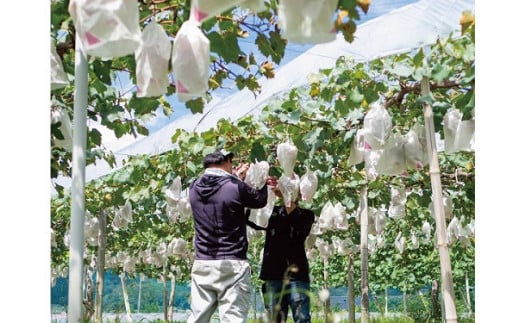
[[68, 0, 141, 59], [135, 22, 172, 98]]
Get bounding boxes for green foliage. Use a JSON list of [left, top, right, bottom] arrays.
[[50, 0, 372, 182], [51, 3, 475, 317]]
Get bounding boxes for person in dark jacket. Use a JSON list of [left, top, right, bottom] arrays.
[[187, 149, 275, 323], [259, 188, 315, 323]]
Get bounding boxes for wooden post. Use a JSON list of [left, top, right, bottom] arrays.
[[137, 274, 143, 313], [403, 289, 407, 314], [431, 280, 441, 319], [385, 288, 388, 316], [347, 253, 355, 323], [162, 270, 168, 321], [360, 186, 370, 323], [421, 77, 458, 323], [168, 274, 176, 320], [120, 273, 133, 322], [94, 210, 107, 323], [253, 285, 257, 321], [465, 273, 473, 317], [323, 258, 330, 322]]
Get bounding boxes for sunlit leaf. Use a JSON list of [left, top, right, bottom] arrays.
[[349, 87, 364, 103], [208, 31, 241, 63], [186, 97, 204, 114], [391, 62, 413, 77], [431, 63, 451, 83]]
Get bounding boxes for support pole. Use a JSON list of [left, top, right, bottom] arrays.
[[347, 253, 355, 323], [421, 77, 458, 323], [138, 274, 143, 314], [67, 34, 89, 323], [360, 186, 370, 323], [95, 210, 107, 323], [323, 258, 330, 322]]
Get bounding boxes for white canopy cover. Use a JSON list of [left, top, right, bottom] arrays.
[[57, 0, 475, 185]]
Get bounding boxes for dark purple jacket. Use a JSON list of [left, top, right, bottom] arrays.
[[259, 206, 315, 282], [189, 169, 268, 260]]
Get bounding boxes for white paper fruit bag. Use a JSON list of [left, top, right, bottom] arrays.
[[388, 187, 406, 219], [245, 160, 270, 189], [422, 221, 432, 242], [113, 201, 133, 230], [319, 202, 347, 231], [318, 201, 335, 230], [455, 119, 475, 152], [68, 0, 141, 59], [168, 238, 188, 255], [362, 102, 392, 150], [368, 207, 386, 235], [165, 176, 182, 207], [411, 122, 429, 167], [299, 166, 318, 201], [190, 0, 244, 24], [51, 42, 69, 90], [240, 0, 266, 12], [278, 174, 300, 207], [135, 22, 172, 98], [443, 108, 475, 153], [171, 20, 210, 102], [376, 132, 406, 176], [404, 127, 425, 169], [347, 129, 366, 166], [443, 108, 462, 153], [250, 188, 276, 227], [51, 107, 73, 151], [332, 203, 348, 230], [278, 0, 337, 44], [446, 216, 460, 246], [395, 231, 406, 254], [177, 197, 192, 223], [276, 142, 298, 176], [364, 149, 382, 180], [84, 211, 100, 246]]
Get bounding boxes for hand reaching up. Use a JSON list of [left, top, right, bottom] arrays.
[[233, 163, 249, 181], [266, 175, 278, 187]]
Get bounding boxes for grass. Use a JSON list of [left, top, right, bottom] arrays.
[[51, 314, 475, 323], [51, 310, 475, 322]]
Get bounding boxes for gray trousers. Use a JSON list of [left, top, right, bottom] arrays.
[[187, 259, 251, 323]]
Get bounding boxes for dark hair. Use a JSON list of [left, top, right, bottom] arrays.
[[202, 150, 234, 168]]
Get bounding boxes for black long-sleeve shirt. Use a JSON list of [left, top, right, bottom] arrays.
[[189, 168, 268, 260], [259, 205, 315, 282]]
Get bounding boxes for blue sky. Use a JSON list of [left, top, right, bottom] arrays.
[[147, 0, 421, 132]]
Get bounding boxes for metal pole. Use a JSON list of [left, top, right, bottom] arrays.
[[67, 34, 88, 323]]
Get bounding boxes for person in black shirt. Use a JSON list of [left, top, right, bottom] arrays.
[[258, 187, 315, 323]]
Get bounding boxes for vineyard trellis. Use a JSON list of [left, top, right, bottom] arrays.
[[51, 1, 475, 322]]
